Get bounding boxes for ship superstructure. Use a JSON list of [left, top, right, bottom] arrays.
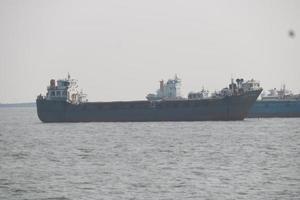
[[36, 75, 262, 122], [188, 88, 209, 100], [188, 78, 261, 100], [146, 75, 182, 101], [211, 78, 261, 99], [38, 74, 87, 104], [147, 77, 261, 101], [260, 85, 300, 101]]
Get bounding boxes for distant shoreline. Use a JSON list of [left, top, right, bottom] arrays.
[[0, 102, 36, 108]]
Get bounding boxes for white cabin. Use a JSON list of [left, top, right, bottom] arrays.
[[45, 74, 87, 103], [261, 85, 296, 101], [146, 75, 182, 101]]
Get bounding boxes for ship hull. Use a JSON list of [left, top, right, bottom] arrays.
[[36, 90, 261, 122], [248, 100, 300, 118]]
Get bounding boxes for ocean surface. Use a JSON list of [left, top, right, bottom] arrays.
[[0, 107, 299, 200]]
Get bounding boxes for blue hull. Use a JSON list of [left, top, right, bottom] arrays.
[[36, 90, 261, 122], [248, 100, 300, 118]]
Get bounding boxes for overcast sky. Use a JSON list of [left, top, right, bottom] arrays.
[[0, 0, 299, 103]]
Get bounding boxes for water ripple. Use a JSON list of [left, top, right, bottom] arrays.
[[0, 108, 299, 199]]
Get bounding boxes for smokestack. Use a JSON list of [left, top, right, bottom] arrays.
[[50, 79, 56, 88], [160, 80, 164, 92]]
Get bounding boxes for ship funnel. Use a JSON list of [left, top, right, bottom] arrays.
[[50, 79, 56, 88], [160, 80, 164, 92]]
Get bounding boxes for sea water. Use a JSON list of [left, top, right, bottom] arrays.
[[0, 107, 299, 199]]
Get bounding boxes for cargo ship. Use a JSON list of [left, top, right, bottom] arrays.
[[248, 85, 300, 118], [36, 75, 262, 122]]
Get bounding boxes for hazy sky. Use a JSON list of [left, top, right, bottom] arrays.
[[0, 0, 299, 103]]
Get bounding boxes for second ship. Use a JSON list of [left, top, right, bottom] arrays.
[[248, 85, 300, 118], [36, 75, 262, 122]]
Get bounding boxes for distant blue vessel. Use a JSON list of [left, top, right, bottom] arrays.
[[248, 86, 300, 118]]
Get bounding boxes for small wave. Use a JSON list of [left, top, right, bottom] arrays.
[[12, 188, 28, 195], [76, 187, 94, 190], [131, 182, 148, 188], [192, 171, 205, 176], [70, 181, 92, 185], [11, 152, 29, 159], [173, 183, 186, 188], [41, 197, 71, 200], [0, 178, 13, 186], [237, 192, 248, 195], [77, 148, 94, 153], [77, 154, 90, 159]]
